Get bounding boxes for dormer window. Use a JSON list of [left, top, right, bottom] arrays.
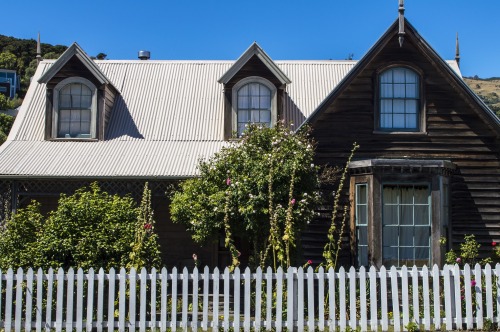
[[378, 67, 421, 131], [232, 77, 277, 136], [53, 77, 97, 139]]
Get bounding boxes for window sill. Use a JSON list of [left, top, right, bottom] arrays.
[[372, 130, 427, 136], [48, 138, 99, 142]]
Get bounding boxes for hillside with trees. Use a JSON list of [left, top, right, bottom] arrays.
[[464, 77, 500, 117], [0, 34, 67, 96]]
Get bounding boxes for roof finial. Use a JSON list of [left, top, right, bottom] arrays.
[[455, 32, 461, 67], [36, 32, 42, 65], [398, 0, 405, 47]]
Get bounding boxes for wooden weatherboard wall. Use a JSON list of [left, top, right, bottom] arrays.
[[307, 23, 500, 261]]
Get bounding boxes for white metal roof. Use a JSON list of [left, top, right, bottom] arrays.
[[0, 58, 461, 178]]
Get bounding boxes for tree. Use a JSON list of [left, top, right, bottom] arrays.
[[0, 110, 15, 145], [0, 52, 17, 70], [0, 183, 161, 270], [171, 123, 320, 269], [96, 53, 107, 60]]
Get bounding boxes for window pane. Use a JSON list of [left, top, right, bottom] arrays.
[[238, 84, 248, 96], [414, 206, 429, 225], [358, 227, 368, 246], [401, 187, 413, 204], [237, 123, 246, 135], [383, 247, 398, 267], [405, 114, 417, 129], [58, 121, 69, 136], [260, 110, 271, 123], [70, 109, 80, 121], [394, 84, 405, 98], [400, 226, 413, 246], [393, 114, 405, 128], [383, 226, 398, 246], [406, 70, 418, 84], [238, 110, 249, 123], [401, 206, 413, 225], [384, 185, 398, 204], [70, 121, 80, 136], [238, 96, 248, 109], [393, 68, 406, 83], [71, 83, 82, 96], [381, 83, 393, 98], [249, 83, 259, 95], [260, 86, 271, 97], [251, 110, 260, 122], [260, 96, 271, 109], [415, 227, 430, 246], [380, 114, 392, 128], [358, 246, 368, 267], [393, 100, 405, 113], [405, 100, 417, 114], [80, 121, 91, 135], [380, 71, 393, 83], [381, 100, 392, 114], [250, 95, 259, 109], [383, 205, 398, 225], [406, 84, 418, 98], [415, 247, 429, 260], [60, 94, 71, 108]]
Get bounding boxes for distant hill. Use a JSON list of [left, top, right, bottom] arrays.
[[464, 77, 500, 117], [0, 34, 67, 96]]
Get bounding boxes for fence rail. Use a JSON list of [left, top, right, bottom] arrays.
[[0, 264, 499, 331]]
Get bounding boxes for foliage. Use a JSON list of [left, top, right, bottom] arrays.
[[0, 183, 161, 271], [171, 122, 320, 269], [445, 234, 492, 266], [0, 111, 15, 145], [0, 52, 17, 70], [0, 34, 67, 95], [322, 142, 359, 270]]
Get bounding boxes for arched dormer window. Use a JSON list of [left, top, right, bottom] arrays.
[[232, 77, 277, 137], [53, 77, 97, 139], [378, 67, 421, 131]]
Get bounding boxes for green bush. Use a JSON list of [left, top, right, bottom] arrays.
[[0, 183, 161, 271]]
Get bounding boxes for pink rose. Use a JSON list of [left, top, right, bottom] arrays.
[[456, 257, 461, 263], [307, 259, 312, 265]]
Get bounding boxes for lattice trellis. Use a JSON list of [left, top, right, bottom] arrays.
[[0, 179, 177, 219]]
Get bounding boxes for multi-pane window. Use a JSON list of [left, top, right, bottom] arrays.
[[379, 67, 420, 130], [356, 184, 369, 267], [382, 184, 431, 267], [236, 82, 271, 136], [58, 83, 93, 138]]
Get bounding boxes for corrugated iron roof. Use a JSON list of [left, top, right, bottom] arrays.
[[0, 58, 461, 178]]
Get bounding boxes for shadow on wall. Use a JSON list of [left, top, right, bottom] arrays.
[[282, 91, 306, 128], [105, 94, 144, 140]]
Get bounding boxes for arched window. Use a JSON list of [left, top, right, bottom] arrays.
[[53, 77, 97, 139], [232, 77, 276, 137], [379, 67, 420, 131]]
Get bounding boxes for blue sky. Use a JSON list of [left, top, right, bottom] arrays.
[[3, 1, 499, 78]]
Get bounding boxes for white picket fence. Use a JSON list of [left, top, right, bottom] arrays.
[[0, 264, 499, 331]]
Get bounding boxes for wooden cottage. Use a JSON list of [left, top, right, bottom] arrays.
[[0, 14, 498, 268]]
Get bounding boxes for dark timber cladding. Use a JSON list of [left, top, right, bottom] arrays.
[[309, 24, 500, 252]]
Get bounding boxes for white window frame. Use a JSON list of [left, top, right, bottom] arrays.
[[52, 77, 97, 139], [231, 76, 277, 136]]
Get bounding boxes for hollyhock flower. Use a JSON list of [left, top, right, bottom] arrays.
[[471, 280, 477, 287], [192, 253, 198, 261], [226, 178, 231, 186], [291, 198, 296, 205], [307, 260, 313, 265], [456, 257, 461, 263], [493, 242, 497, 247]]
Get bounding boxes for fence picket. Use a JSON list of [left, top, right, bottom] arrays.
[[87, 268, 95, 332], [369, 266, 377, 332], [244, 267, 251, 332], [298, 267, 304, 332], [339, 267, 346, 331], [151, 267, 157, 330], [181, 267, 188, 331], [128, 268, 136, 332], [401, 265, 409, 329], [202, 266, 209, 331], [26, 268, 34, 332], [432, 265, 441, 330], [328, 267, 335, 332], [443, 265, 453, 330], [36, 268, 43, 332], [234, 267, 241, 331], [411, 265, 419, 326], [45, 268, 53, 332], [359, 266, 367, 332], [223, 267, 230, 332], [286, 267, 294, 332], [318, 267, 325, 331], [485, 264, 493, 325], [139, 268, 147, 332], [55, 268, 64, 332], [76, 268, 84, 332], [192, 267, 199, 331], [475, 263, 483, 330], [421, 265, 431, 331], [15, 268, 23, 332], [276, 267, 283, 332], [349, 266, 357, 331], [65, 268, 74, 332], [265, 267, 272, 331], [108, 268, 116, 332], [254, 267, 262, 331], [97, 268, 105, 332], [160, 268, 168, 332], [171, 267, 177, 331], [5, 268, 13, 332], [118, 268, 126, 332], [212, 267, 220, 331], [496, 264, 500, 325], [453, 264, 462, 329], [306, 267, 314, 332], [380, 266, 388, 331], [390, 266, 400, 332], [463, 264, 473, 330]]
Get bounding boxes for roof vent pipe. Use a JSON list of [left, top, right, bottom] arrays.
[[138, 50, 150, 60]]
